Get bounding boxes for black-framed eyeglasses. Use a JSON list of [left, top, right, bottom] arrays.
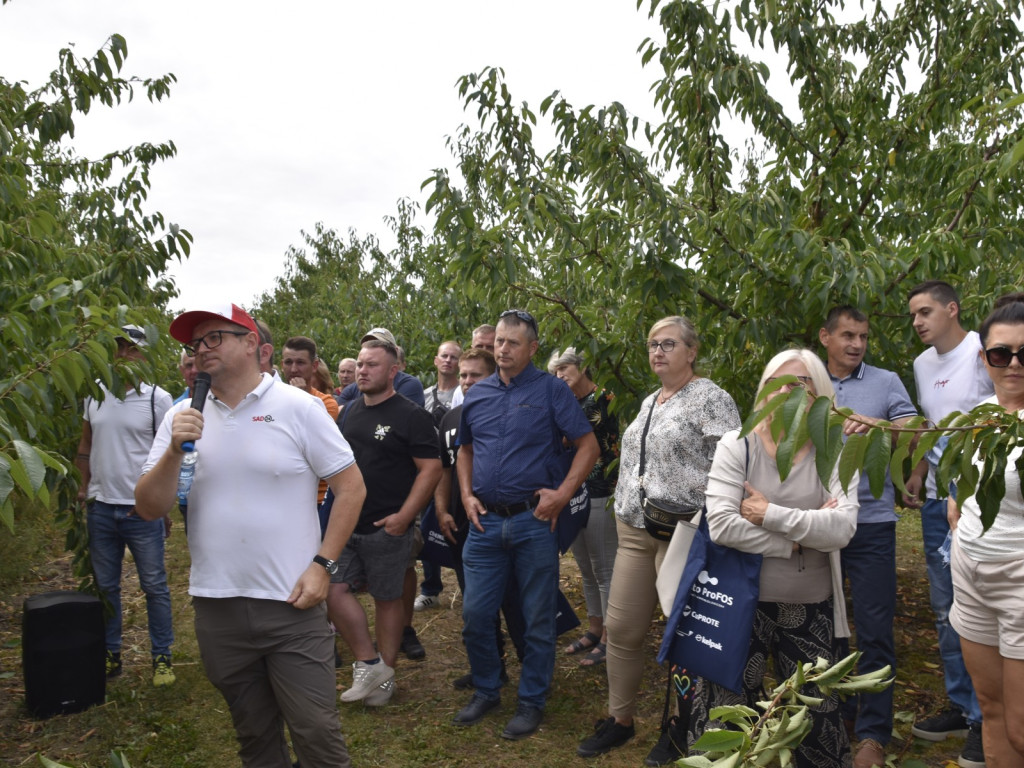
[[499, 309, 538, 336], [984, 346, 1024, 368], [647, 339, 683, 353], [184, 329, 251, 356], [766, 375, 813, 389]]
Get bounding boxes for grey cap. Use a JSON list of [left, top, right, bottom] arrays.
[[361, 327, 397, 346]]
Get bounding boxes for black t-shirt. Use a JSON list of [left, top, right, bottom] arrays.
[[438, 405, 467, 528], [342, 393, 439, 534]]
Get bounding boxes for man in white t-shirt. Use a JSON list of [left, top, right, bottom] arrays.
[[905, 281, 993, 767], [75, 325, 175, 687], [136, 303, 366, 768]]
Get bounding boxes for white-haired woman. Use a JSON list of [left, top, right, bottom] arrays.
[[691, 348, 859, 768], [577, 316, 741, 765], [548, 348, 620, 667]]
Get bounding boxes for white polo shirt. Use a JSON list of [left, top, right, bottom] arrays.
[[144, 373, 355, 601], [86, 383, 172, 505]]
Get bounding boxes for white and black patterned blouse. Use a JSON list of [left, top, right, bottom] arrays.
[[614, 377, 740, 529]]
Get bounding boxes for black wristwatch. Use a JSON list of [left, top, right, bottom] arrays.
[[312, 554, 339, 575]]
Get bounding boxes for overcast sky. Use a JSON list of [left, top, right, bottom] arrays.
[[1, 1, 666, 312]]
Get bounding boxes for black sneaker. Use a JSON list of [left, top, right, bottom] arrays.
[[400, 626, 426, 661], [958, 722, 985, 768], [911, 707, 969, 741], [578, 717, 636, 758], [105, 650, 122, 679], [645, 715, 686, 766]]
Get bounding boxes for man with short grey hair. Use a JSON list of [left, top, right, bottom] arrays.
[[453, 309, 598, 739]]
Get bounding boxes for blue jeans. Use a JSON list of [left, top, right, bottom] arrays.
[[420, 560, 443, 597], [88, 501, 174, 658], [837, 522, 897, 743], [921, 497, 981, 724], [462, 509, 559, 708]]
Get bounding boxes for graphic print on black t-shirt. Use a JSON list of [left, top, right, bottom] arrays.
[[342, 394, 439, 534]]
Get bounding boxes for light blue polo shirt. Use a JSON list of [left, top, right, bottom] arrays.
[[829, 362, 918, 524]]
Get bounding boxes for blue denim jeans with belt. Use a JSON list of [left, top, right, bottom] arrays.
[[87, 501, 174, 658], [462, 507, 559, 708]]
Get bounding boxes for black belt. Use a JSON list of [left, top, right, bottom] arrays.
[[485, 497, 537, 517]]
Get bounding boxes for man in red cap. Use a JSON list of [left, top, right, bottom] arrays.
[[136, 303, 366, 768]]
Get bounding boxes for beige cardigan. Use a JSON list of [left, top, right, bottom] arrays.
[[704, 430, 859, 638]]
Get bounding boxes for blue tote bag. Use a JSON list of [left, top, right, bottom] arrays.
[[657, 514, 762, 693]]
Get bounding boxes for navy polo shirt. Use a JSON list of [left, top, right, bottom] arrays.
[[829, 361, 917, 523], [458, 362, 593, 506]]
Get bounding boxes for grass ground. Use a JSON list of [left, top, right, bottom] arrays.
[[1, 510, 965, 767]]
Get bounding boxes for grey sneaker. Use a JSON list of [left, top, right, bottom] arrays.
[[340, 659, 394, 702], [363, 678, 395, 707]]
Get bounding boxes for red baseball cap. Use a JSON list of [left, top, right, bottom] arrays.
[[169, 303, 259, 345]]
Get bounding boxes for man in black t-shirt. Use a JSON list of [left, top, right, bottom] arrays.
[[326, 339, 441, 706]]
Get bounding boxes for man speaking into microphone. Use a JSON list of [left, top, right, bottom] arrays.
[[136, 303, 366, 768]]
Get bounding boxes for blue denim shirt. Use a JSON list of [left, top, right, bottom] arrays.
[[458, 363, 593, 506]]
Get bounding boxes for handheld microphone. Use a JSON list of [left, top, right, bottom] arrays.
[[181, 372, 212, 452]]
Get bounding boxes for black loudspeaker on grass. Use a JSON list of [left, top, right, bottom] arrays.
[[22, 591, 106, 718]]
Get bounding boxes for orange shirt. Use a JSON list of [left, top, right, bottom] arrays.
[[310, 388, 340, 504]]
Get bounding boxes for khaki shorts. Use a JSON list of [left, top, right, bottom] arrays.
[[950, 534, 1024, 659]]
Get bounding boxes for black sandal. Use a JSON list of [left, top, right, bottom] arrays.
[[580, 642, 607, 667], [565, 630, 601, 655]]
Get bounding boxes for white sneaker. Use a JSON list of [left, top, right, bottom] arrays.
[[414, 594, 441, 612], [340, 659, 395, 702], [363, 678, 395, 707]]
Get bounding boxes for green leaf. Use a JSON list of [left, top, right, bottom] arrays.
[[807, 395, 832, 456], [692, 729, 748, 752], [863, 427, 891, 500], [976, 449, 1008, 531], [776, 389, 809, 480], [0, 457, 14, 506], [838, 433, 868, 493]]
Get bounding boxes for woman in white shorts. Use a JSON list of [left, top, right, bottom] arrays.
[[948, 292, 1024, 767]]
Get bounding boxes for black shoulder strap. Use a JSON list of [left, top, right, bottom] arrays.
[[150, 385, 157, 436], [637, 396, 658, 486]]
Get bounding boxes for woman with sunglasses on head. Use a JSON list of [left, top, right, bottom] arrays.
[[548, 347, 620, 668], [691, 349, 858, 768], [948, 292, 1024, 767], [578, 316, 740, 765]]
